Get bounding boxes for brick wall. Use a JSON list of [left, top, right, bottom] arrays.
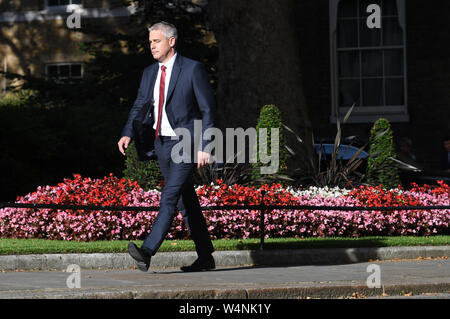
[[0, 0, 135, 78]]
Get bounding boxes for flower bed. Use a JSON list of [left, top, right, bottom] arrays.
[[0, 174, 449, 241]]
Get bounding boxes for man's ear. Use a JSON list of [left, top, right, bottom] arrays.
[[169, 37, 176, 48]]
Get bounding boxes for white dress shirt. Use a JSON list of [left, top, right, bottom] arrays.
[[153, 52, 177, 136]]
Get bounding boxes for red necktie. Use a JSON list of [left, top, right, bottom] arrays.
[[155, 65, 166, 141]]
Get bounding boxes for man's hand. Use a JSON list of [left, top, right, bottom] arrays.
[[118, 136, 131, 156], [197, 151, 210, 169]]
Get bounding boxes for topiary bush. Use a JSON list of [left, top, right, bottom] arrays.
[[123, 141, 164, 191], [252, 104, 288, 184], [366, 118, 401, 189]]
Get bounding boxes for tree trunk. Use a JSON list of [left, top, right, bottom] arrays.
[[207, 0, 317, 178]]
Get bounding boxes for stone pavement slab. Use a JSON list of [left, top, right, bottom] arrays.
[[0, 258, 449, 299]]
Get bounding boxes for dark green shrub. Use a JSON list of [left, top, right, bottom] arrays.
[[0, 89, 40, 108], [366, 118, 401, 189], [0, 89, 132, 201], [252, 104, 288, 184], [123, 141, 163, 191]]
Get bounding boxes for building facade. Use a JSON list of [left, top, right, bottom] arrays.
[[296, 0, 450, 170], [1, 0, 449, 171], [0, 0, 137, 83]]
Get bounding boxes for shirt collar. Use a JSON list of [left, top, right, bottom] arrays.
[[159, 52, 177, 70]]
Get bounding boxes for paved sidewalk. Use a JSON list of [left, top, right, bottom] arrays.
[[0, 257, 449, 299], [1, 246, 449, 271]]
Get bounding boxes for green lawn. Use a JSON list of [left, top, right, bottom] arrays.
[[0, 236, 448, 255]]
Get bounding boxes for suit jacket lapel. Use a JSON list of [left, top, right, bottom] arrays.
[[166, 54, 182, 104], [149, 64, 159, 114]]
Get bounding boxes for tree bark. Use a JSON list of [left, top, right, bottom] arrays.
[[207, 0, 317, 177]]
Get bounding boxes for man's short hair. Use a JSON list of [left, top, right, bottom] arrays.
[[148, 21, 178, 41], [399, 137, 412, 147], [444, 133, 450, 142]]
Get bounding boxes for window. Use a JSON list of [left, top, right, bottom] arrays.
[[45, 63, 83, 81], [45, 0, 82, 12], [329, 0, 408, 123], [47, 0, 82, 6]]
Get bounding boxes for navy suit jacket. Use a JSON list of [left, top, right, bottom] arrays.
[[121, 54, 216, 161]]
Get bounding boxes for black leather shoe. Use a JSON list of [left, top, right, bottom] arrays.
[[180, 255, 215, 272], [128, 242, 152, 272]]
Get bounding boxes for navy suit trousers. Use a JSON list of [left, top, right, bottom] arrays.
[[142, 136, 214, 257]]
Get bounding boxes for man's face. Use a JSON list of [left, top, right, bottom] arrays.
[[444, 140, 450, 152], [400, 144, 410, 153], [149, 30, 175, 63]]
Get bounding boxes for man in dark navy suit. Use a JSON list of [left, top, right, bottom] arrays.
[[443, 134, 450, 172], [118, 21, 215, 272]]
